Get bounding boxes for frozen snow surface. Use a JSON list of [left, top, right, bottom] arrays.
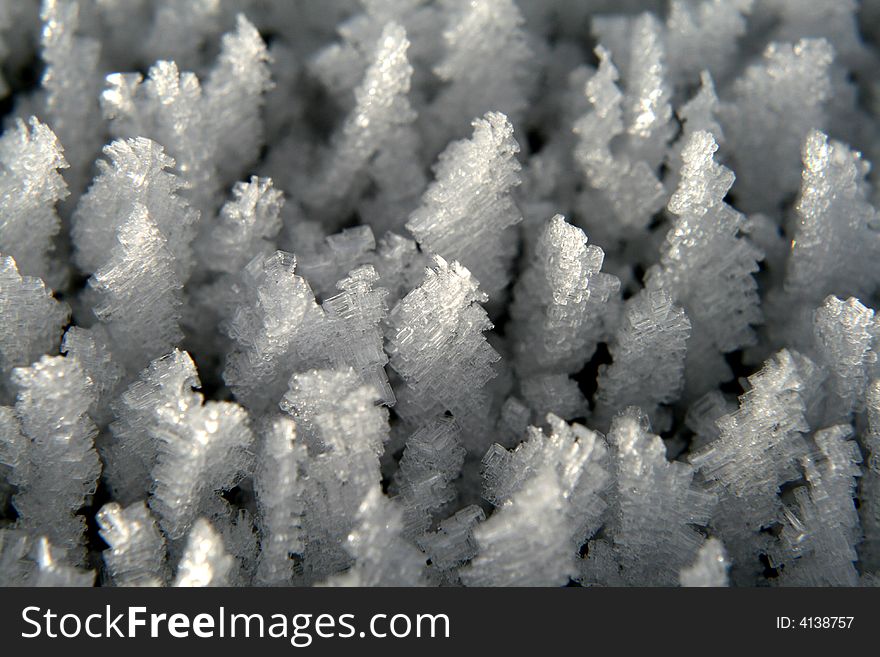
[[1, 0, 880, 587]]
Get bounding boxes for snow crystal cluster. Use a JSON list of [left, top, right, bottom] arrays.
[[1, 0, 880, 588]]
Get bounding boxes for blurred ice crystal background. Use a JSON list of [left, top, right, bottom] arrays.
[[1, 0, 880, 587]]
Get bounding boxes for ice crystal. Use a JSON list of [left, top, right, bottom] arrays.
[[0, 257, 69, 402], [407, 112, 522, 299], [646, 131, 763, 397], [2, 0, 880, 589], [97, 501, 167, 587], [0, 117, 68, 283], [679, 537, 730, 587], [509, 214, 620, 375], [594, 289, 691, 430], [602, 409, 715, 586], [173, 518, 234, 587], [7, 355, 100, 562]]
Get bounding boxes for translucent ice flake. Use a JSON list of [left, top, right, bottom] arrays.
[[647, 131, 763, 397], [8, 355, 99, 563], [594, 289, 691, 430], [73, 137, 198, 279], [407, 111, 522, 299], [97, 501, 167, 587], [786, 130, 880, 304], [0, 117, 68, 283], [385, 256, 500, 445], [509, 215, 620, 376], [679, 537, 730, 587], [173, 518, 234, 587], [0, 257, 69, 402]]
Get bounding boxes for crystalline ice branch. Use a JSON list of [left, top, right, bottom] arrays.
[[223, 251, 325, 414], [646, 131, 763, 397], [417, 504, 485, 576], [679, 537, 730, 587], [39, 0, 101, 191], [8, 355, 100, 563], [509, 215, 620, 376], [786, 131, 880, 304], [604, 408, 715, 586], [204, 14, 273, 183], [305, 22, 422, 231], [173, 518, 234, 587], [482, 413, 609, 551], [199, 176, 283, 275], [97, 501, 168, 587], [254, 415, 307, 586], [149, 386, 254, 543], [320, 266, 394, 406], [89, 203, 184, 374], [573, 46, 666, 241], [385, 256, 500, 446], [591, 11, 675, 170], [73, 137, 199, 279], [777, 424, 861, 586], [427, 0, 533, 152], [325, 487, 427, 587], [32, 536, 95, 586], [102, 60, 217, 213], [0, 257, 69, 402], [407, 112, 522, 299], [391, 416, 466, 538], [690, 349, 819, 579], [103, 349, 200, 504], [0, 117, 69, 283], [811, 296, 878, 426], [461, 467, 574, 587], [593, 289, 691, 430], [720, 39, 834, 212], [60, 325, 126, 425], [279, 368, 388, 583]]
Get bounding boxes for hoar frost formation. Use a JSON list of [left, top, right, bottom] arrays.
[[2, 0, 880, 588]]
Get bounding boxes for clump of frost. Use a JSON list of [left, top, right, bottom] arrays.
[[97, 501, 167, 587], [679, 538, 730, 587]]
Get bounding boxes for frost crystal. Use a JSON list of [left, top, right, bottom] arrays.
[[407, 112, 522, 299], [509, 215, 620, 375], [573, 46, 666, 241], [679, 537, 730, 587], [786, 130, 880, 303], [604, 409, 715, 585], [0, 257, 69, 402], [392, 416, 466, 538], [254, 416, 306, 586], [647, 131, 763, 396], [73, 138, 198, 278], [306, 22, 421, 231], [150, 382, 254, 542], [90, 204, 184, 373], [0, 117, 68, 282], [8, 355, 100, 562], [173, 518, 234, 587], [326, 487, 426, 586], [720, 39, 834, 212], [39, 0, 101, 190], [97, 501, 167, 587], [385, 257, 499, 445], [462, 467, 574, 586], [482, 414, 608, 550], [594, 290, 691, 429], [778, 425, 861, 586], [428, 0, 532, 151], [33, 536, 95, 587]]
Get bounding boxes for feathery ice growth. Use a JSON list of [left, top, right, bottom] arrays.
[[2, 0, 880, 588]]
